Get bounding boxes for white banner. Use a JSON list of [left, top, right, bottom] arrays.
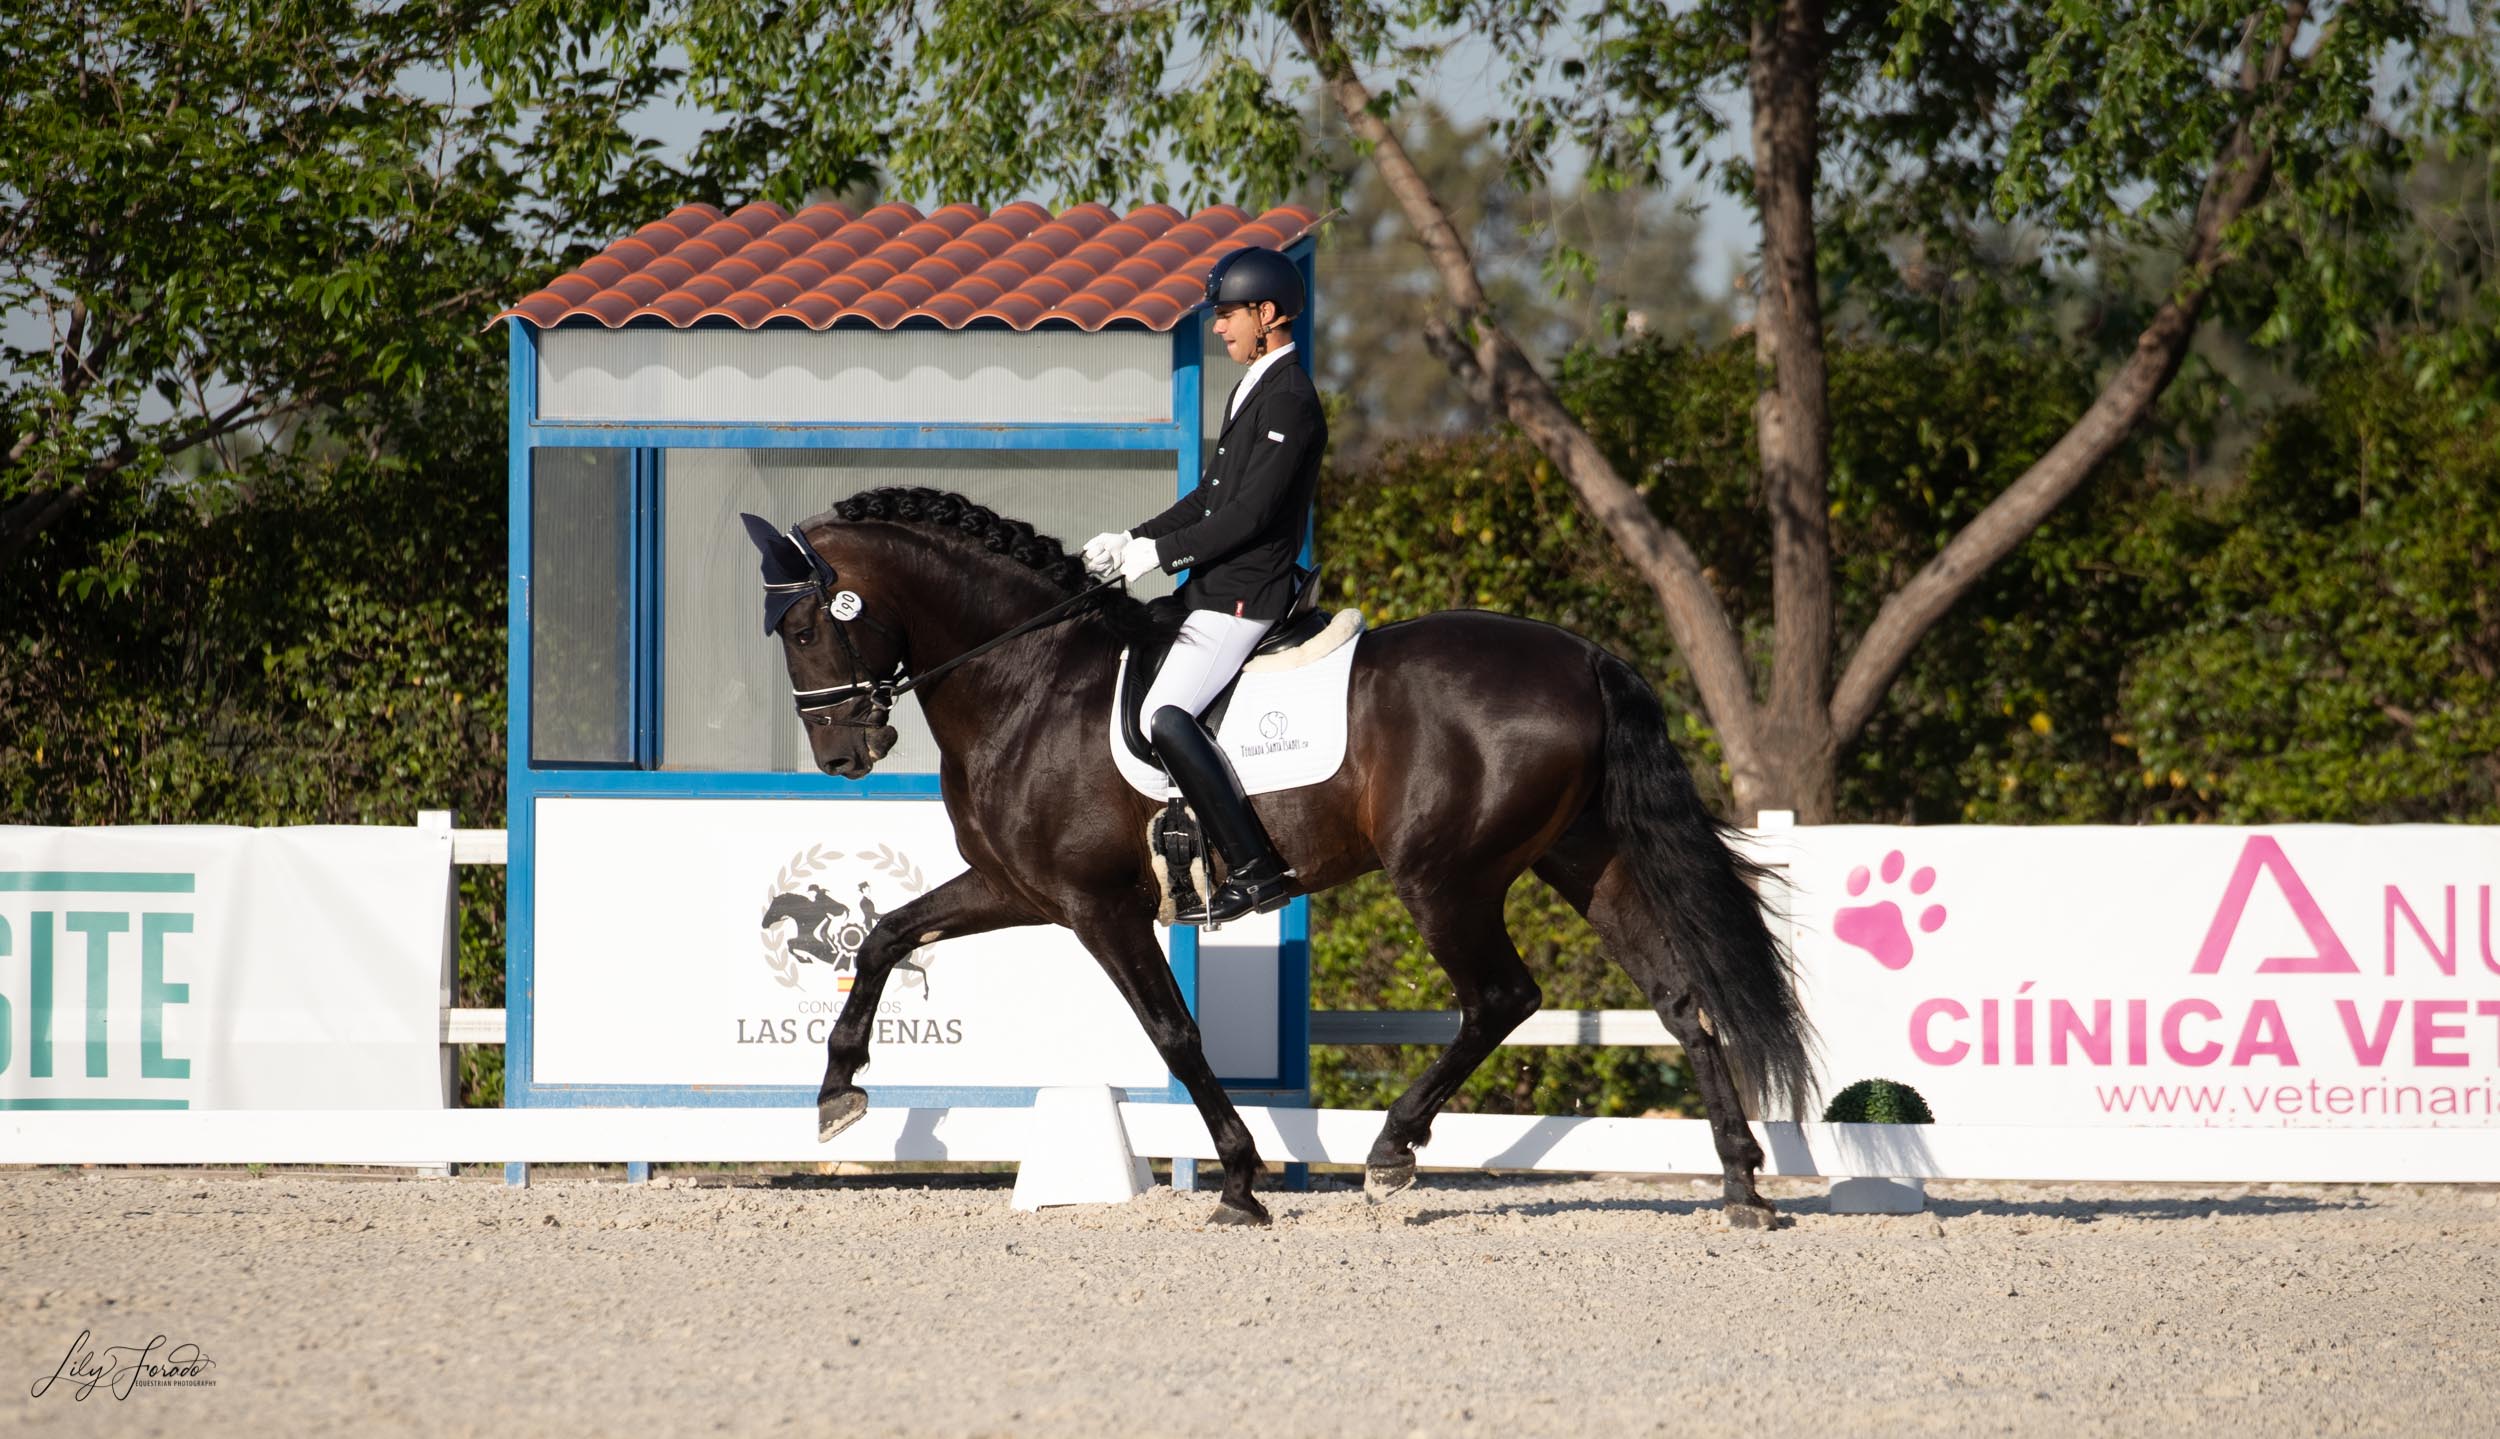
[[1787, 826, 2500, 1127], [0, 827, 451, 1111], [531, 799, 1172, 1089]]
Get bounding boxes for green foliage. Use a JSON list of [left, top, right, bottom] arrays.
[[1823, 1077, 1934, 1124], [467, 0, 1316, 229], [1, 0, 526, 593], [1545, 0, 2499, 394], [2122, 358, 2500, 822]]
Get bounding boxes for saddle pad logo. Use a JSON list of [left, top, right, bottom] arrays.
[[758, 844, 931, 996], [1239, 710, 1307, 758]]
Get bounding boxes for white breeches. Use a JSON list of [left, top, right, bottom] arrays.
[[1141, 611, 1272, 722]]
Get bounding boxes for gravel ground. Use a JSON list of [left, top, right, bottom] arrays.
[[4, 1167, 2496, 1436]]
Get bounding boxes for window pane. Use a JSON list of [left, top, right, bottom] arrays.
[[661, 449, 1178, 773], [530, 448, 633, 765]]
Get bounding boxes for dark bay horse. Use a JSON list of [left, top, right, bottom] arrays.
[[746, 487, 1812, 1227]]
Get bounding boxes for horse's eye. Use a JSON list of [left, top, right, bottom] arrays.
[[794, 628, 814, 647]]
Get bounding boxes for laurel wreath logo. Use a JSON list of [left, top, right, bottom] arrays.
[[759, 843, 928, 992]]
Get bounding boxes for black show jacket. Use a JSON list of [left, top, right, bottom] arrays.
[[1131, 355, 1327, 621]]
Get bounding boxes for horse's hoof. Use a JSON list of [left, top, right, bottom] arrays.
[[1208, 1199, 1271, 1227], [1363, 1161, 1417, 1204], [1723, 1200, 1781, 1230], [817, 1089, 868, 1143]]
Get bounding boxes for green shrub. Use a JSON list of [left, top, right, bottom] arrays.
[[1822, 1078, 1935, 1124]]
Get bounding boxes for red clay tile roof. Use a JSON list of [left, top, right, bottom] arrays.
[[495, 200, 1321, 332]]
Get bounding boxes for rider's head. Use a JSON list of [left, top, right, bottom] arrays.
[[1204, 247, 1302, 367]]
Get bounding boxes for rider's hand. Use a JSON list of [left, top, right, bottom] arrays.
[[1117, 535, 1164, 583], [1081, 531, 1127, 578]]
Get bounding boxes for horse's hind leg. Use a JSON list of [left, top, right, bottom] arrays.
[[817, 869, 1034, 1141], [1362, 886, 1542, 1202], [1068, 900, 1271, 1226], [1535, 842, 1778, 1229]]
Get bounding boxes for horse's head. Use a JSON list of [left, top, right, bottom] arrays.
[[741, 513, 904, 780]]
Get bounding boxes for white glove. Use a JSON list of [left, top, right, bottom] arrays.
[[1081, 530, 1128, 578], [1117, 534, 1164, 583]]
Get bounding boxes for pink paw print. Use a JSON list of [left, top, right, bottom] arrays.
[[1833, 851, 1946, 971]]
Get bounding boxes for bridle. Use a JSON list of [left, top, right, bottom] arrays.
[[765, 524, 1121, 732], [763, 530, 913, 731]]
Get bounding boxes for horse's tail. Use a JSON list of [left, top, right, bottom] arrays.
[[1592, 652, 1815, 1119]]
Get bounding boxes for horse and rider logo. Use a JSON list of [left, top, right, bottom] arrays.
[[759, 843, 931, 995]]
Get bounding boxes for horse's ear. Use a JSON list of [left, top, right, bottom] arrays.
[[742, 513, 812, 586], [741, 513, 786, 562]]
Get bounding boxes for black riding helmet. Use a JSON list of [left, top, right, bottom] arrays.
[[1203, 246, 1304, 318]]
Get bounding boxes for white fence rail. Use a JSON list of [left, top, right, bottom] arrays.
[[6, 814, 2404, 1189]]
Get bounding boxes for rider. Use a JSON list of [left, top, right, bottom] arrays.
[[1083, 245, 1324, 925]]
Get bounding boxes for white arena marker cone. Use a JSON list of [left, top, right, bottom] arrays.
[[1827, 1176, 1929, 1215], [1010, 1086, 1152, 1211]]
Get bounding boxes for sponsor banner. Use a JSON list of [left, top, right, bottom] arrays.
[[0, 827, 451, 1111], [531, 798, 1170, 1088], [1789, 826, 2500, 1127]]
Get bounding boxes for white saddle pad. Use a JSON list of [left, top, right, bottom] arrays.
[[1110, 620, 1362, 798]]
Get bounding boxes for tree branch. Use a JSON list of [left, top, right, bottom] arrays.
[[1287, 0, 1765, 775], [0, 392, 289, 568], [1828, 1, 2310, 746]]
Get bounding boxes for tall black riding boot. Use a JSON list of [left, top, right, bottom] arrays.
[[1149, 705, 1295, 925]]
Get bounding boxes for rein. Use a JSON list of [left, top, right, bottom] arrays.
[[775, 563, 1124, 728]]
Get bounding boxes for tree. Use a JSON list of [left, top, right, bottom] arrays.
[[0, 0, 519, 591], [472, 0, 2499, 822], [1298, 0, 2497, 820]]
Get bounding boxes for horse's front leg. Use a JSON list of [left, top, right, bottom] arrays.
[[817, 869, 1036, 1141], [1068, 901, 1270, 1226]]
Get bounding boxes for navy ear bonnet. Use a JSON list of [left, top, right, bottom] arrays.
[[742, 512, 837, 634]]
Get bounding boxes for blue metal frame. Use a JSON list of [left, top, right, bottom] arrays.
[[504, 236, 1319, 1126]]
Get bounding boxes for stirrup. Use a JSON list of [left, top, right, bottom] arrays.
[[1198, 858, 1294, 926]]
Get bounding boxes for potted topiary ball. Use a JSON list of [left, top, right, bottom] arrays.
[[1823, 1078, 1933, 1214]]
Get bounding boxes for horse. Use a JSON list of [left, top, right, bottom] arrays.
[[744, 486, 1812, 1228]]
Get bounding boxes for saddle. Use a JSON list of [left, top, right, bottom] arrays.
[[1117, 566, 1336, 766]]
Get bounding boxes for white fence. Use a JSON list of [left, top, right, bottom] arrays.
[[10, 815, 2500, 1188]]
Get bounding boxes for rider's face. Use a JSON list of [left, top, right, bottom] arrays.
[[1212, 301, 1274, 365]]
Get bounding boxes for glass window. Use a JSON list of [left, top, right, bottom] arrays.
[[661, 449, 1180, 773], [530, 448, 633, 765]]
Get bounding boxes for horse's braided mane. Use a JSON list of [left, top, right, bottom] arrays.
[[822, 486, 1172, 643]]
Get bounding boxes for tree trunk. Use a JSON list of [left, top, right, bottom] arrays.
[[1744, 0, 1837, 822]]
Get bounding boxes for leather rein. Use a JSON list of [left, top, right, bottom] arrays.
[[768, 532, 1122, 730]]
